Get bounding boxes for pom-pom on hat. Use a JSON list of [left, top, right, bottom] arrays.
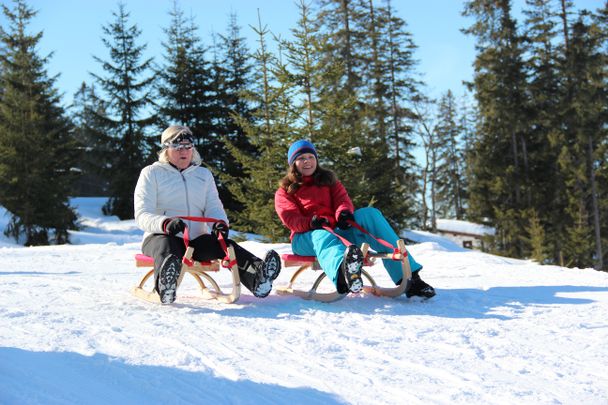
[[287, 140, 318, 165]]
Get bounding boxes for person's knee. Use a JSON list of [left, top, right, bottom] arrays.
[[314, 228, 346, 244], [310, 229, 330, 243]]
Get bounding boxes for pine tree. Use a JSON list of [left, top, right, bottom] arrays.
[[91, 4, 156, 219], [221, 12, 295, 241], [312, 0, 420, 229], [434, 90, 466, 220], [523, 208, 549, 263], [457, 92, 475, 217], [276, 0, 324, 141], [593, 2, 608, 270], [522, 0, 568, 265], [412, 96, 439, 230], [559, 12, 605, 269], [156, 3, 215, 164], [314, 0, 371, 206], [360, 0, 421, 228], [70, 82, 111, 196], [316, 0, 366, 95], [382, 0, 421, 185], [459, 91, 478, 158], [464, 0, 606, 268], [0, 0, 78, 245], [463, 0, 533, 258], [212, 12, 256, 212]]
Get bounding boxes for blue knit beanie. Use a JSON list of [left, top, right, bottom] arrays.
[[287, 140, 318, 165]]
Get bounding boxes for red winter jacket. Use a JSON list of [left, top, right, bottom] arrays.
[[275, 176, 355, 239]]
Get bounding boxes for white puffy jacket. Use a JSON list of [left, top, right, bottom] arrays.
[[134, 162, 229, 241]]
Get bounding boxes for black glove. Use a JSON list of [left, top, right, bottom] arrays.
[[212, 221, 229, 239], [337, 211, 354, 230], [310, 215, 330, 230], [164, 218, 186, 236]]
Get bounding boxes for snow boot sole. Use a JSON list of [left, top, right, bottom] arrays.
[[342, 245, 363, 293], [157, 254, 181, 304], [254, 250, 281, 297]]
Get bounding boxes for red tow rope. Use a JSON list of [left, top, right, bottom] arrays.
[[323, 220, 406, 260], [174, 216, 236, 268]]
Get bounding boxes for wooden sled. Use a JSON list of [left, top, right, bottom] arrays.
[[276, 239, 412, 303], [132, 245, 241, 304]]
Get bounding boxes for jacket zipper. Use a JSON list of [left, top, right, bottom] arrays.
[[180, 171, 191, 229]]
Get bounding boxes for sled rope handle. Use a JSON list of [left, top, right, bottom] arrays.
[[321, 219, 405, 260], [174, 216, 237, 268], [347, 220, 406, 259], [321, 225, 353, 246]]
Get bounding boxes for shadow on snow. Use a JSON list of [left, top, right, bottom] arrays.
[[0, 271, 81, 276], [169, 284, 608, 321], [0, 347, 342, 405]]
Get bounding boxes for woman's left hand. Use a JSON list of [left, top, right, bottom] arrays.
[[212, 221, 229, 239], [337, 211, 354, 229]]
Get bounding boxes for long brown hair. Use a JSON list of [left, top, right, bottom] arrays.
[[279, 163, 337, 194]]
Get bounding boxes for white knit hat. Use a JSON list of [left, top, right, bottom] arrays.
[[161, 125, 193, 144]]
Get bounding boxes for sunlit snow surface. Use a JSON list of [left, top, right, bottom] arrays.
[[1, 198, 607, 404]]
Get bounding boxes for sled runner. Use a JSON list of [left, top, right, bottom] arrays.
[[132, 217, 241, 304], [276, 221, 412, 302]]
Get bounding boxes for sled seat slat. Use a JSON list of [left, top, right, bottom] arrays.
[[281, 253, 317, 262], [281, 253, 321, 270], [134, 253, 216, 269], [134, 254, 156, 267]]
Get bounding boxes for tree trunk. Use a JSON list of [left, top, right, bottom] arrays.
[[510, 129, 521, 205], [560, 0, 570, 53], [340, 0, 355, 92], [385, 1, 401, 169], [587, 135, 603, 270], [519, 134, 532, 207], [367, 0, 385, 141]]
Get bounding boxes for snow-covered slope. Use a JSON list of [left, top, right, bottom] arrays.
[[1, 198, 607, 404]]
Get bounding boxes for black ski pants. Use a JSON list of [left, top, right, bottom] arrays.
[[142, 233, 262, 294]]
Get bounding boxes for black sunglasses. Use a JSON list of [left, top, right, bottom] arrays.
[[167, 143, 194, 150], [164, 131, 195, 150]]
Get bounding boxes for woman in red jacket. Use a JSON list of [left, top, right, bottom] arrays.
[[274, 140, 435, 298]]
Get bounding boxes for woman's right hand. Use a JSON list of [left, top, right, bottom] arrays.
[[163, 218, 186, 235], [310, 215, 330, 230]]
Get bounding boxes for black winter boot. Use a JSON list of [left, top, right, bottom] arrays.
[[405, 271, 436, 299], [340, 245, 364, 293], [253, 250, 281, 298], [156, 254, 182, 304]]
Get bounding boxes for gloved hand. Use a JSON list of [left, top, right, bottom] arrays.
[[310, 215, 330, 230], [212, 221, 229, 240], [337, 211, 354, 229], [164, 218, 186, 236]]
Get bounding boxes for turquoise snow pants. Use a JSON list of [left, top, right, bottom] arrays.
[[291, 207, 422, 287]]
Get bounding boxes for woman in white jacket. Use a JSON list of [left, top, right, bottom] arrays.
[[134, 125, 281, 304]]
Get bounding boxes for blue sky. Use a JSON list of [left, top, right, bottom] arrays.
[[3, 0, 601, 107]]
